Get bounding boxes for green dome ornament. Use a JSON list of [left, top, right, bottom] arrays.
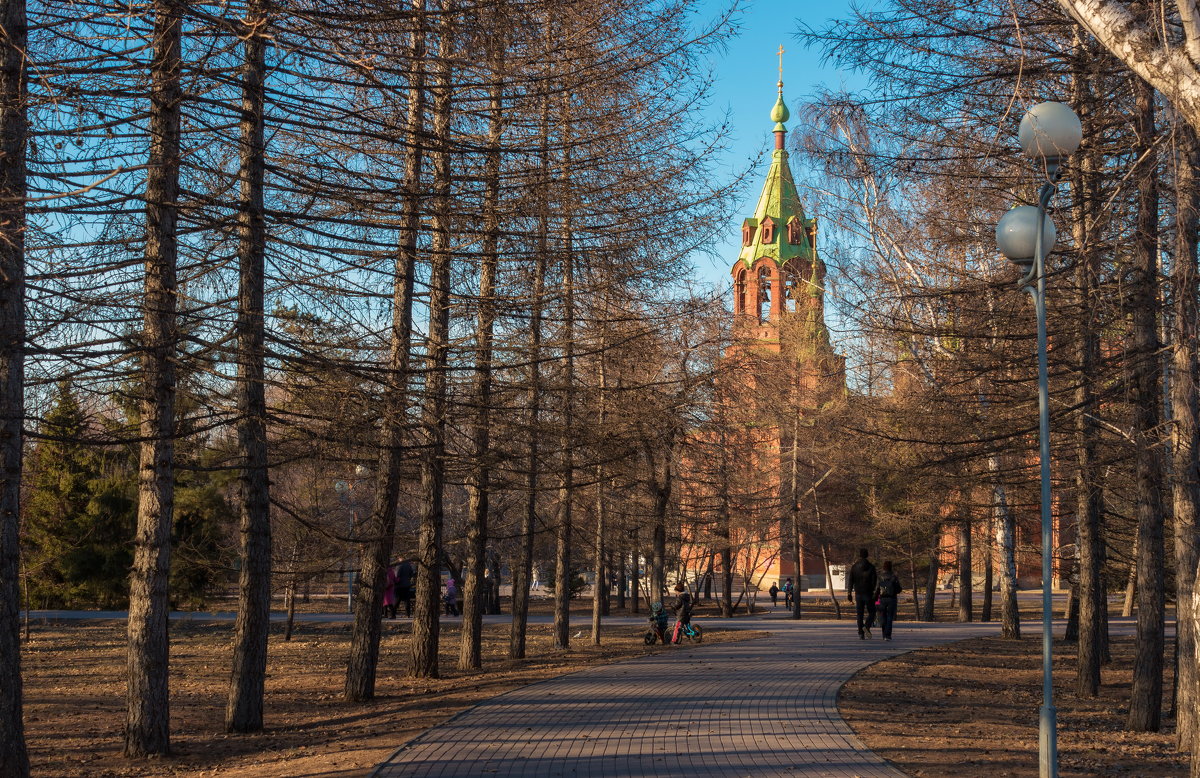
[[770, 95, 790, 125], [771, 94, 789, 132]]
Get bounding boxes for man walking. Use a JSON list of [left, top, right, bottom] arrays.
[[846, 549, 877, 639]]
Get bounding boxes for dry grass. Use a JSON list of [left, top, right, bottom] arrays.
[[840, 634, 1187, 777]]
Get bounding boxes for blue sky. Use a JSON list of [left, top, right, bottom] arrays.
[[693, 0, 870, 289]]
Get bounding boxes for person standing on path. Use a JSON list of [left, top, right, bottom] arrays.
[[874, 561, 903, 641], [383, 563, 399, 619], [395, 558, 415, 617], [783, 577, 794, 609], [846, 548, 877, 639], [769, 582, 779, 607], [670, 581, 693, 643]]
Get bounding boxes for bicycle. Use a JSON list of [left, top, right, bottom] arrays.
[[670, 620, 703, 644]]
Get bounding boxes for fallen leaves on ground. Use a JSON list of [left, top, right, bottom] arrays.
[[839, 633, 1186, 777]]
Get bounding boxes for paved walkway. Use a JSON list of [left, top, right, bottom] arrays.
[[372, 618, 1000, 778]]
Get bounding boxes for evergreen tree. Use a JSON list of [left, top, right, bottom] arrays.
[[24, 383, 134, 609]]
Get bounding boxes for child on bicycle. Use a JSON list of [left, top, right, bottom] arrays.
[[670, 581, 693, 644], [648, 601, 669, 644]]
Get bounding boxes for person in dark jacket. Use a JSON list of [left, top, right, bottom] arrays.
[[670, 582, 693, 643], [874, 560, 903, 641], [395, 559, 415, 618], [846, 548, 878, 639]]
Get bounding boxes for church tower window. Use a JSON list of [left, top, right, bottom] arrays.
[[757, 265, 771, 323], [760, 216, 776, 243], [742, 219, 756, 247], [787, 217, 804, 245], [735, 268, 747, 314], [783, 264, 800, 312]]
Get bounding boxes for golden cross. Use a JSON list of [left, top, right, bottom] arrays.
[[777, 45, 785, 92]]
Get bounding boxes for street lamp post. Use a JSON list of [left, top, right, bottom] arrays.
[[994, 100, 1081, 778]]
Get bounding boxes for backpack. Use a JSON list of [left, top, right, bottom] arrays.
[[878, 574, 901, 598]]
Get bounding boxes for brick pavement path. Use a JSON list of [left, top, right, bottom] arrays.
[[372, 619, 1000, 777]]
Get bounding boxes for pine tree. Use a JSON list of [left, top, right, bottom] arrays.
[[24, 383, 135, 610]]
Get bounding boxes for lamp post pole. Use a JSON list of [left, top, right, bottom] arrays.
[[995, 100, 1081, 778], [1028, 170, 1060, 778]]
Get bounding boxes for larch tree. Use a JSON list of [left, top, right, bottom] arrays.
[[0, 0, 28, 772], [225, 0, 272, 733], [125, 0, 182, 758]]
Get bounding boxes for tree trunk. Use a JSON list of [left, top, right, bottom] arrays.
[[908, 552, 922, 621], [630, 532, 640, 614], [789, 417, 802, 620], [1123, 536, 1137, 618], [650, 480, 668, 607], [509, 98, 549, 659], [958, 517, 973, 622], [922, 542, 939, 622], [591, 346, 607, 645], [283, 576, 296, 643], [459, 64, 502, 671], [616, 547, 626, 610], [1071, 52, 1105, 697], [1171, 121, 1200, 750], [125, 2, 181, 757], [1128, 79, 1165, 733], [982, 514, 993, 623], [226, 6, 271, 733], [410, 0, 455, 679], [1053, 0, 1200, 136], [814, 483, 841, 619], [553, 201, 575, 652], [991, 460, 1020, 639], [345, 0, 423, 697], [821, 541, 841, 618], [1065, 582, 1080, 643], [0, 0, 28, 770]]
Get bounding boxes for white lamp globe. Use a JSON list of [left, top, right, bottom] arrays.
[[996, 205, 1056, 270], [1018, 101, 1082, 162]]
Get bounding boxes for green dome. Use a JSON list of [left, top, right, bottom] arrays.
[[770, 95, 790, 124]]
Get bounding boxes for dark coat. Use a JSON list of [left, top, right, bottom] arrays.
[[395, 560, 415, 591], [671, 590, 693, 621], [847, 559, 877, 597], [876, 570, 902, 599]]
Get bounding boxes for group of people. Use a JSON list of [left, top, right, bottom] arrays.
[[648, 581, 694, 644], [382, 560, 463, 618], [846, 548, 903, 640], [767, 577, 795, 608], [382, 560, 415, 619]]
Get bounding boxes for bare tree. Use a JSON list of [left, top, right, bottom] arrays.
[[125, 0, 181, 757], [0, 0, 29, 773], [225, 1, 271, 733]]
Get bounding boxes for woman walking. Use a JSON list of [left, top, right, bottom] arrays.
[[874, 560, 903, 641]]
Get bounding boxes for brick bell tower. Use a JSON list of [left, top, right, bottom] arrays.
[[720, 57, 847, 591], [730, 65, 844, 398]]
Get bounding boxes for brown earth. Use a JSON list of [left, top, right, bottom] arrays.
[[839, 633, 1187, 777], [22, 616, 765, 778]]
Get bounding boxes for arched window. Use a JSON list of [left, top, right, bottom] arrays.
[[735, 268, 746, 314], [787, 217, 804, 245], [783, 264, 800, 313], [760, 216, 776, 243], [741, 219, 756, 247], [757, 265, 772, 323]]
